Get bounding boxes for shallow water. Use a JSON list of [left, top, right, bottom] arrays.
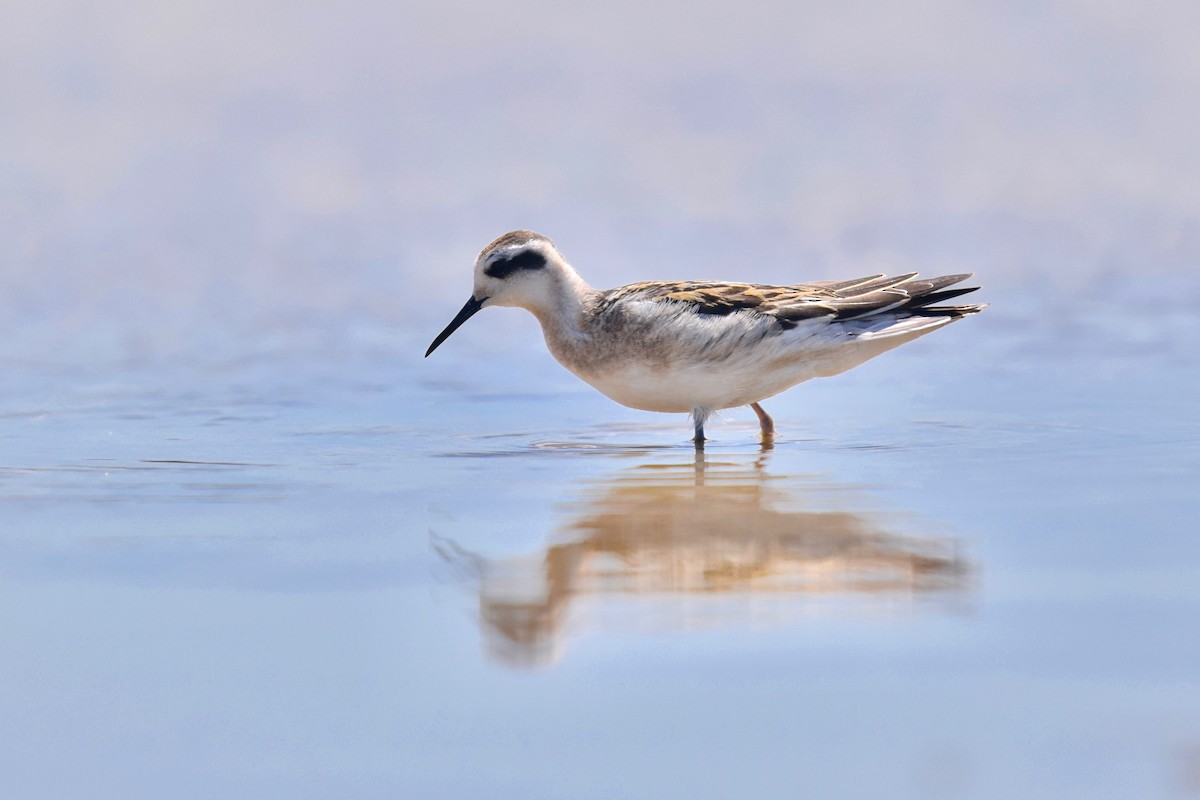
[[3, 284, 1199, 799]]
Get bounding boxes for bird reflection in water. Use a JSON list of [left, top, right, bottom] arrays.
[[434, 449, 970, 667]]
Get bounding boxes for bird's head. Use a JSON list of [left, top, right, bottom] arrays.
[[425, 231, 570, 357]]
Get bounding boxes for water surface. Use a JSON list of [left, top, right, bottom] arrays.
[[3, 287, 1198, 798]]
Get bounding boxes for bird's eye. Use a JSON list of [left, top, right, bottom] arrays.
[[485, 249, 547, 279]]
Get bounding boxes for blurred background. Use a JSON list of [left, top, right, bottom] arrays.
[[2, 2, 1199, 799], [2, 0, 1197, 368]]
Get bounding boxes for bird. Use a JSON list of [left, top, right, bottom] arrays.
[[425, 230, 986, 446]]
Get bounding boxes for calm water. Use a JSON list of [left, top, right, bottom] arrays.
[[5, 1, 1200, 797], [3, 284, 1198, 799]]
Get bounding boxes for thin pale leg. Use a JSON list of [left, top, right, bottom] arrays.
[[750, 402, 774, 440]]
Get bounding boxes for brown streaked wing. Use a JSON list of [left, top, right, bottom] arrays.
[[603, 280, 838, 321], [602, 273, 982, 324]]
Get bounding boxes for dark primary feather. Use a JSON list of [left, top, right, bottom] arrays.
[[600, 273, 984, 330], [804, 274, 886, 291]]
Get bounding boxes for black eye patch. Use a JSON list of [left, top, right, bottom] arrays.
[[484, 249, 547, 279]]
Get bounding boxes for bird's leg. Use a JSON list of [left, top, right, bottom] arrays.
[[750, 402, 774, 441], [692, 407, 708, 448]]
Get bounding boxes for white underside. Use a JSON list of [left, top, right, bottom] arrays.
[[568, 314, 956, 413]]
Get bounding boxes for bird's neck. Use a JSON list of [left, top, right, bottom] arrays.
[[526, 265, 591, 329], [528, 265, 600, 358]]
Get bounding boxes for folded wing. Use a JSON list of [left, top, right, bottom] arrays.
[[606, 273, 985, 331]]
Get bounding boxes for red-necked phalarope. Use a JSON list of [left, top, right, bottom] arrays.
[[426, 231, 986, 446]]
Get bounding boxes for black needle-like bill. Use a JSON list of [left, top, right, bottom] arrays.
[[425, 296, 486, 357]]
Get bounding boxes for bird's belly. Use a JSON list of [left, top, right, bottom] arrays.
[[574, 359, 816, 413]]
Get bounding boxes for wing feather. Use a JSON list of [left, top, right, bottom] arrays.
[[599, 273, 984, 328]]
